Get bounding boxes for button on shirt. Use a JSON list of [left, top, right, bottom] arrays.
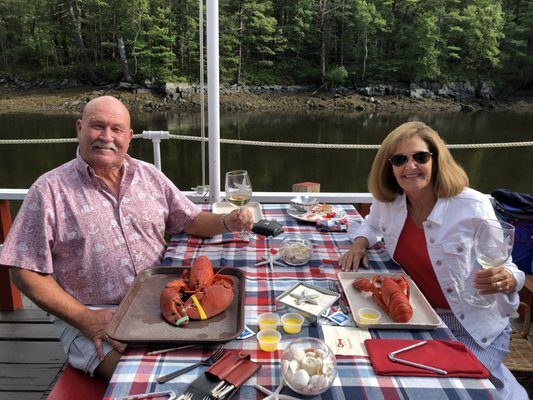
[[0, 153, 201, 305], [348, 188, 524, 348]]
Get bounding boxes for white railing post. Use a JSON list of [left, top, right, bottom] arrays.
[[141, 131, 170, 170], [207, 0, 221, 203]]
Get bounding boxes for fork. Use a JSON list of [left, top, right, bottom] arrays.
[[329, 281, 349, 314], [156, 347, 226, 384]]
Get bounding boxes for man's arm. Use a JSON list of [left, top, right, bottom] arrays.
[[184, 209, 253, 237], [10, 267, 123, 360]]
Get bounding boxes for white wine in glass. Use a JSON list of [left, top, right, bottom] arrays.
[[227, 194, 251, 208], [465, 219, 515, 308], [225, 170, 252, 238]]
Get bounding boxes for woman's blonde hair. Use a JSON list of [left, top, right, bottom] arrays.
[[368, 121, 469, 202]]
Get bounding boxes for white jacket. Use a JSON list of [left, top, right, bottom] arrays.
[[348, 187, 524, 348]]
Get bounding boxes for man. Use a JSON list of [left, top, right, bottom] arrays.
[[0, 96, 252, 380]]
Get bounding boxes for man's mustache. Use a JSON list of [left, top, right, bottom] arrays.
[[92, 140, 118, 152]]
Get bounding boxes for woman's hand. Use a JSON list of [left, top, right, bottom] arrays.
[[473, 266, 517, 295], [339, 237, 370, 271]]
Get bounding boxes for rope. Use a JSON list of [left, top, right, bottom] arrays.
[[1, 134, 532, 149], [167, 135, 533, 150]]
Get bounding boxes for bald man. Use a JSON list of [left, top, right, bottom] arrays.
[[0, 96, 252, 380]]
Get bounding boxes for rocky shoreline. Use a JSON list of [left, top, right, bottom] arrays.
[[1, 79, 532, 114]]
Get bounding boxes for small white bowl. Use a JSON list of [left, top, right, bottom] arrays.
[[289, 196, 319, 213], [280, 237, 312, 266]]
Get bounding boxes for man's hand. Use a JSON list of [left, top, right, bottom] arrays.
[[226, 208, 254, 232], [77, 308, 126, 361]]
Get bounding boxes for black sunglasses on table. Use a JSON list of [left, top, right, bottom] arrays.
[[389, 151, 433, 167]]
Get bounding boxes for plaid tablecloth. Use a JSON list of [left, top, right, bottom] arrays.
[[104, 204, 501, 400]]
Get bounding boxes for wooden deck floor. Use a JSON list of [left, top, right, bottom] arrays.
[[0, 298, 66, 400]]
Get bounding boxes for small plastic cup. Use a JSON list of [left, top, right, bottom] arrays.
[[281, 312, 304, 334], [257, 329, 282, 352], [357, 307, 382, 325], [258, 312, 280, 331]]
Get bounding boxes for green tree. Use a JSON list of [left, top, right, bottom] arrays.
[[273, 0, 316, 82], [135, 1, 176, 80], [500, 0, 533, 86], [461, 0, 504, 75]]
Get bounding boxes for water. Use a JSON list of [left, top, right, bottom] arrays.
[[1, 110, 532, 194]]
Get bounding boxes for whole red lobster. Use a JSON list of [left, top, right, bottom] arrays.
[[160, 256, 235, 326], [352, 274, 413, 323]]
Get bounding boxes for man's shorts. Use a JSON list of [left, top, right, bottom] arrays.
[[53, 317, 114, 375]]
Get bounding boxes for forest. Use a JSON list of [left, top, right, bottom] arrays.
[[0, 0, 532, 89]]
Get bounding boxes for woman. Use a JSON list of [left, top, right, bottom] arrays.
[[340, 121, 526, 399]]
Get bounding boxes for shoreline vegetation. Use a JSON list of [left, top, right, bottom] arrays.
[[1, 79, 533, 115]]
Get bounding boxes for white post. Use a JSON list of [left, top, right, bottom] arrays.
[[141, 130, 169, 170], [207, 0, 220, 203]]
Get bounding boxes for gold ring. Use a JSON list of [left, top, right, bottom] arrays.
[[496, 281, 503, 292]]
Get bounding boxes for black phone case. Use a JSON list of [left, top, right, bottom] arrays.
[[251, 219, 284, 237]]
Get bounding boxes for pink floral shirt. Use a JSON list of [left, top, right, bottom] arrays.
[[0, 152, 200, 304]]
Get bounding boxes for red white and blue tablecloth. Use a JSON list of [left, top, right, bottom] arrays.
[[104, 204, 500, 400]]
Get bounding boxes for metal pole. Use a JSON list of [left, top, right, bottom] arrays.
[[207, 0, 220, 203]]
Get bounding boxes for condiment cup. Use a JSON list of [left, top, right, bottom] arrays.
[[281, 312, 304, 334], [258, 312, 280, 331], [357, 307, 382, 325], [257, 329, 282, 352]]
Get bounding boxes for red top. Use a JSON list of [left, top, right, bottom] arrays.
[[394, 216, 450, 309]]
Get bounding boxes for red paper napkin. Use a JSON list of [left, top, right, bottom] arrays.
[[365, 339, 489, 378]]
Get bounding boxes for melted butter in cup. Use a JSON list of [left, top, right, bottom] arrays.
[[257, 329, 281, 352], [357, 307, 382, 325], [281, 312, 304, 334], [258, 312, 280, 331]]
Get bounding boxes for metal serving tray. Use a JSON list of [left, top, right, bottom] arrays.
[[338, 272, 442, 330], [106, 266, 245, 344]]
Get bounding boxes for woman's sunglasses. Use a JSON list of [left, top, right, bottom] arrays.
[[389, 151, 433, 167]]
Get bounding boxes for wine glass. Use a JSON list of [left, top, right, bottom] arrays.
[[465, 219, 515, 308], [224, 170, 252, 238]]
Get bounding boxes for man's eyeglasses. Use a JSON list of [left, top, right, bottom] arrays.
[[389, 151, 433, 167]]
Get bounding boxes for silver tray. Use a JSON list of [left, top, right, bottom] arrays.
[[338, 272, 441, 330], [106, 266, 245, 344]]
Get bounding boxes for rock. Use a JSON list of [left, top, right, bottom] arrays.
[[460, 104, 475, 113]]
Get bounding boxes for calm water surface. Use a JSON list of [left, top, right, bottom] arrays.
[[0, 110, 532, 195]]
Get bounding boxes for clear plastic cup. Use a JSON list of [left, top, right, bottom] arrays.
[[357, 307, 382, 325], [257, 329, 282, 352], [258, 312, 280, 331], [281, 312, 304, 334]]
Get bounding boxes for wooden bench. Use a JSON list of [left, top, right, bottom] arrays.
[[47, 364, 108, 400]]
